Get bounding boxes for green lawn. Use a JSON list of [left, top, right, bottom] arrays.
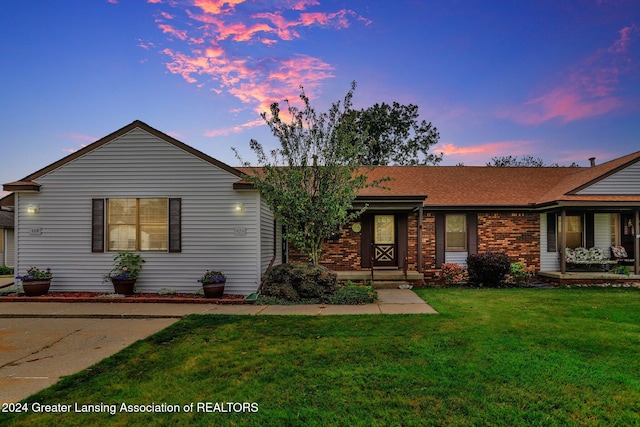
[[2, 288, 640, 426]]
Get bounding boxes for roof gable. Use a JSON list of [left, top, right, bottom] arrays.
[[8, 120, 244, 186], [572, 153, 640, 195]]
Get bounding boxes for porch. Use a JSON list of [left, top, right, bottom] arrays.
[[538, 271, 640, 285]]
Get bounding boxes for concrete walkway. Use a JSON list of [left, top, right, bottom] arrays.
[[0, 289, 437, 317], [0, 290, 436, 403]]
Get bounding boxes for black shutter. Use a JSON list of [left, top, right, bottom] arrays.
[[91, 199, 105, 253], [361, 214, 372, 268], [169, 198, 182, 253], [467, 213, 478, 255], [546, 212, 557, 252], [435, 213, 445, 268], [585, 213, 595, 249]]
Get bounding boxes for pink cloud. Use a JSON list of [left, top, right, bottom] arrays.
[[63, 132, 97, 143], [193, 0, 247, 15], [300, 10, 364, 28], [204, 118, 264, 137], [503, 24, 638, 125], [289, 0, 320, 11], [437, 140, 535, 165], [158, 23, 188, 40], [146, 0, 368, 128]]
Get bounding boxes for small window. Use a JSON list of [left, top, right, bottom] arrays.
[[107, 198, 168, 251], [558, 215, 583, 249], [446, 214, 466, 251], [0, 229, 4, 252]]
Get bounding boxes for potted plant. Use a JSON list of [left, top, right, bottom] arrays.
[[198, 270, 226, 298], [16, 266, 53, 296], [103, 252, 145, 295]]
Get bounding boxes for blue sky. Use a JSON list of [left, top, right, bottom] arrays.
[[1, 0, 639, 197]]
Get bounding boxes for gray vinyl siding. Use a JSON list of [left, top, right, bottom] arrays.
[[594, 214, 612, 256], [577, 161, 640, 194], [259, 199, 276, 275], [14, 128, 260, 295], [6, 229, 14, 267], [540, 213, 560, 271], [445, 251, 467, 267], [0, 229, 4, 266]]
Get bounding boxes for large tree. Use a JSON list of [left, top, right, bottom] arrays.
[[352, 102, 442, 165], [235, 82, 384, 265], [487, 155, 579, 167]]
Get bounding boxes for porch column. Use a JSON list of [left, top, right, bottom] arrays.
[[417, 206, 423, 273], [635, 210, 639, 276], [560, 210, 567, 274]]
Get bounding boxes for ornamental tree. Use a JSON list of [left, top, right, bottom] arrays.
[[235, 82, 383, 265]]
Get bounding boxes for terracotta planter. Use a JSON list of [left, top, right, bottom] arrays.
[[111, 278, 137, 295], [22, 278, 52, 296], [202, 281, 226, 298]]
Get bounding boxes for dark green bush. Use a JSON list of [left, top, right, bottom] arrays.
[[466, 252, 511, 287], [328, 283, 376, 305], [261, 263, 338, 302], [0, 265, 14, 275]]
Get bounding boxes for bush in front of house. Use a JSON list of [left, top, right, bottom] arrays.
[[261, 263, 338, 303], [509, 262, 529, 285], [467, 252, 511, 287], [439, 263, 469, 286], [328, 282, 376, 305], [0, 265, 14, 275]]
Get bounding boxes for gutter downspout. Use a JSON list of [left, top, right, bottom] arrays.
[[633, 209, 640, 274], [417, 205, 423, 273], [560, 210, 567, 274]]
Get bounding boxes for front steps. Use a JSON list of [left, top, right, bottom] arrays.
[[335, 270, 424, 289]]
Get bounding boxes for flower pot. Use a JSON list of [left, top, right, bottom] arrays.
[[21, 278, 51, 296], [202, 281, 225, 298], [111, 278, 136, 295]]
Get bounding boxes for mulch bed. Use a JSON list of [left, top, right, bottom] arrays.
[[0, 292, 248, 304]]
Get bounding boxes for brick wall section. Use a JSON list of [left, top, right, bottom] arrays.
[[288, 211, 541, 274], [422, 213, 437, 278], [289, 224, 362, 270], [407, 213, 419, 270], [477, 212, 540, 270]]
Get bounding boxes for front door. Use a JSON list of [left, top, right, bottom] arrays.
[[373, 215, 397, 267]]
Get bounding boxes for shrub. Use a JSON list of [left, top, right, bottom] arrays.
[[261, 263, 338, 302], [510, 262, 529, 284], [439, 263, 468, 286], [466, 252, 511, 287], [0, 265, 14, 275], [329, 282, 376, 304], [611, 265, 631, 276]]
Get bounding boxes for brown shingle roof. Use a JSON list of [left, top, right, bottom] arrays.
[[237, 151, 640, 208], [359, 166, 578, 207]]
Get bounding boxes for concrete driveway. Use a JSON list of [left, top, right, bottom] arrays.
[[0, 317, 177, 403]]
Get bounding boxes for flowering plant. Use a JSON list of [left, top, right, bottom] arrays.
[[103, 252, 145, 281], [16, 266, 52, 281], [438, 263, 468, 286], [198, 270, 226, 284]]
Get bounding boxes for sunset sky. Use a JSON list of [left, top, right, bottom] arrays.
[[1, 0, 639, 197]]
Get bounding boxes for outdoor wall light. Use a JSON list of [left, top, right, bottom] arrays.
[[26, 204, 39, 214], [235, 203, 244, 213]]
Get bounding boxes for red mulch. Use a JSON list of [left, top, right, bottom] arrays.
[[0, 292, 248, 304]]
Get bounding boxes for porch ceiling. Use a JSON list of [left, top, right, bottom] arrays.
[[352, 195, 426, 211]]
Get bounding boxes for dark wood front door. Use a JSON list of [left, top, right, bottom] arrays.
[[372, 214, 397, 267], [361, 212, 409, 269]]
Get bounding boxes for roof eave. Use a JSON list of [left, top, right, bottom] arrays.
[[2, 181, 41, 192]]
